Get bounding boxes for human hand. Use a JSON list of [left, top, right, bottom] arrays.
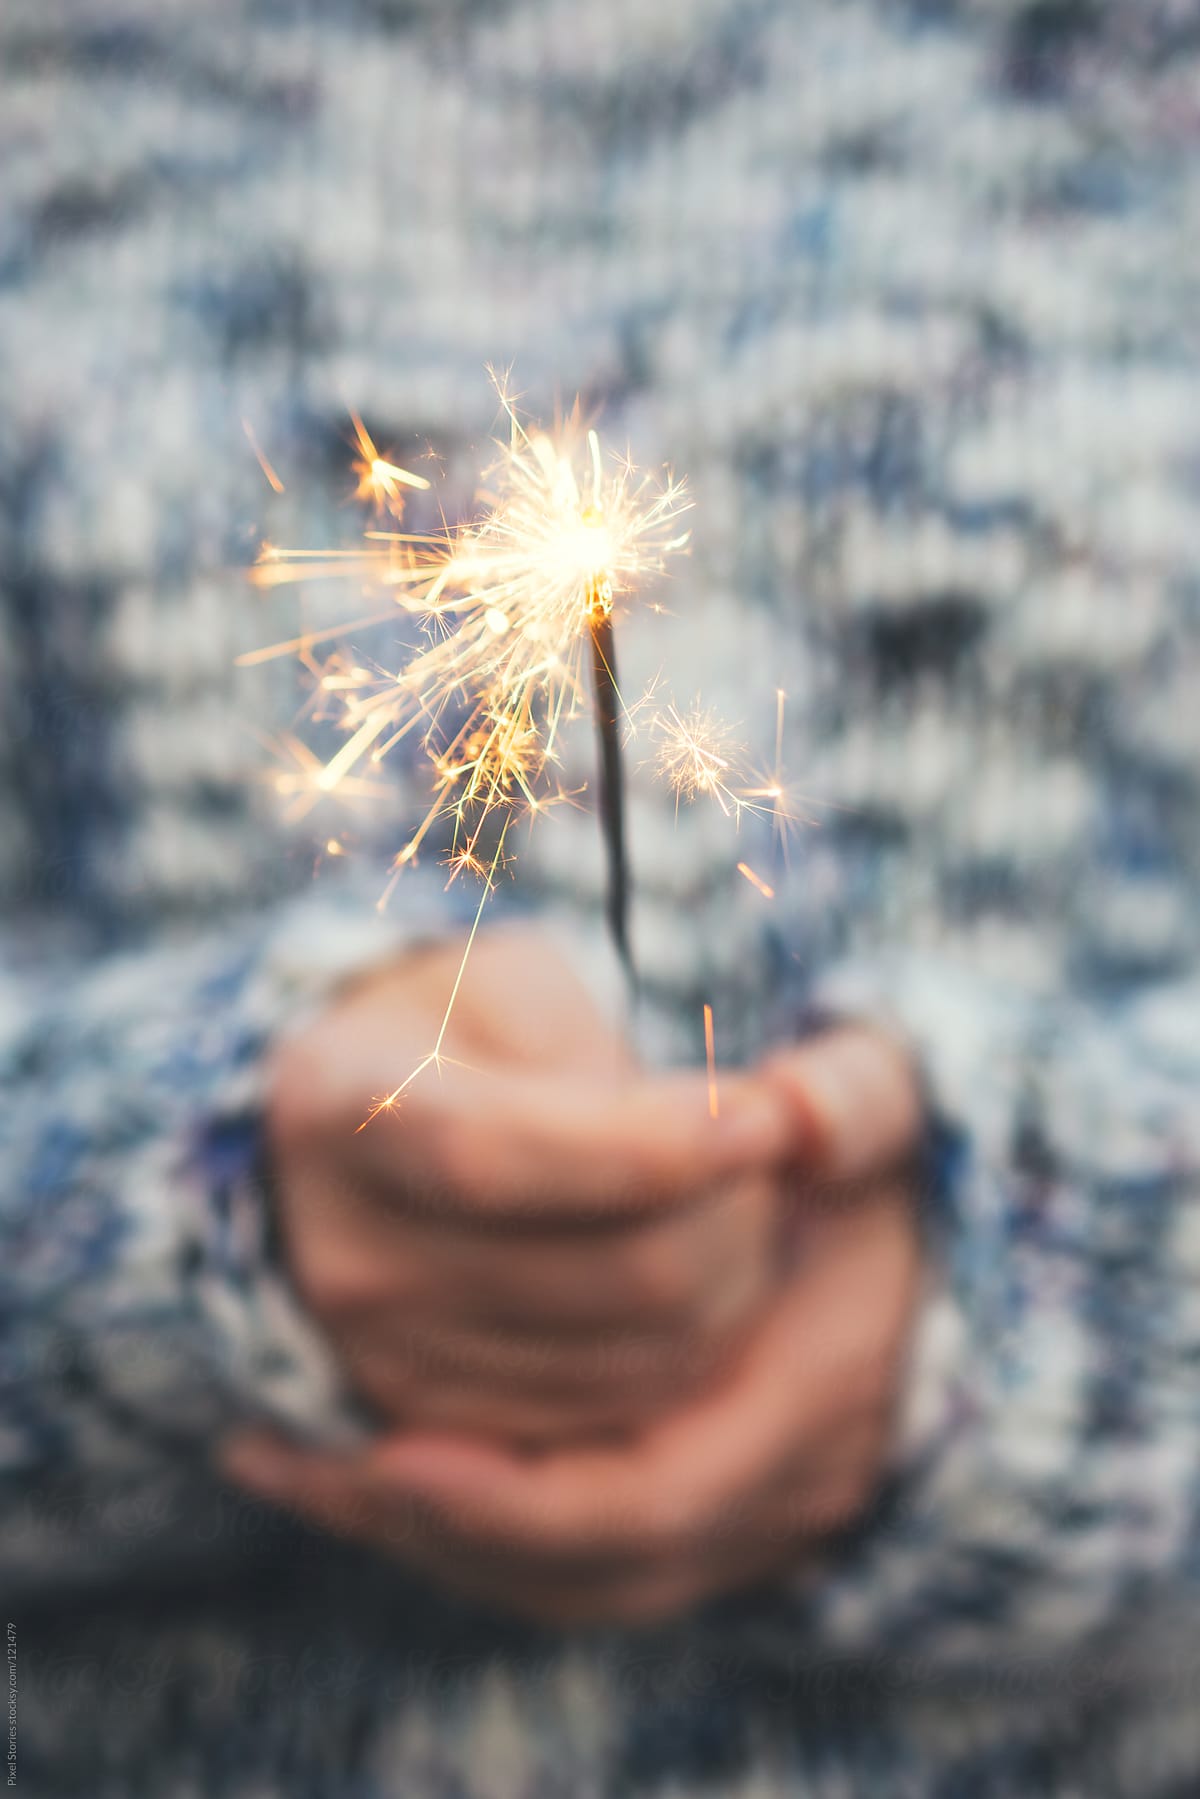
[[228, 1023, 924, 1624], [265, 928, 795, 1445]]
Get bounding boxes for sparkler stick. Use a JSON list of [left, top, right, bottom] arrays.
[[588, 600, 633, 982]]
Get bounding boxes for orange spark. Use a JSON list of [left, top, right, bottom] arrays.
[[736, 861, 775, 899], [349, 412, 431, 515], [242, 418, 285, 494], [703, 1002, 719, 1119]]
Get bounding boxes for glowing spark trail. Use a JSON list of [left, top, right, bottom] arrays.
[[703, 1003, 719, 1120], [736, 862, 775, 900], [242, 418, 285, 494]]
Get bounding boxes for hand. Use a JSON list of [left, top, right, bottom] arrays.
[[227, 1024, 924, 1624], [266, 928, 795, 1445]]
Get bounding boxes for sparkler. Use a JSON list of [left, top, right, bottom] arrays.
[[245, 376, 805, 1111], [247, 381, 691, 954]]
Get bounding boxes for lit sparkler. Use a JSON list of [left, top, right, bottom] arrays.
[[245, 376, 807, 1113], [246, 380, 691, 945]]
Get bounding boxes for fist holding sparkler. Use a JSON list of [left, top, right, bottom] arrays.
[[262, 929, 797, 1447], [231, 378, 924, 1615], [226, 978, 923, 1624]]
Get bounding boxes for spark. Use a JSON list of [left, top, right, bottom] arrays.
[[349, 412, 431, 515], [703, 1002, 719, 1120], [360, 820, 512, 1126], [261, 731, 388, 824], [242, 418, 286, 494], [648, 691, 809, 841], [759, 687, 798, 855], [654, 702, 743, 813], [736, 861, 775, 899]]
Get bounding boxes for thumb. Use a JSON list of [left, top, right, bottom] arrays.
[[758, 1024, 922, 1186]]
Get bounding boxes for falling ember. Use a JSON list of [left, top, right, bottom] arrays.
[[736, 861, 775, 900], [703, 1003, 719, 1120], [242, 418, 285, 494]]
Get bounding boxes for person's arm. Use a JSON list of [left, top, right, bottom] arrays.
[[775, 948, 1200, 1670], [223, 948, 1200, 1667], [0, 882, 796, 1604], [0, 868, 455, 1596]]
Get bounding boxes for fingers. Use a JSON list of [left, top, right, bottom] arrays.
[[225, 1210, 902, 1573], [378, 1187, 913, 1562], [758, 1025, 922, 1186], [220, 1183, 918, 1624], [418, 1169, 777, 1334], [220, 1434, 415, 1552], [304, 1165, 778, 1342], [337, 1313, 738, 1446], [314, 1178, 778, 1444], [354, 1065, 796, 1222], [220, 1428, 763, 1625], [365, 1282, 844, 1568]]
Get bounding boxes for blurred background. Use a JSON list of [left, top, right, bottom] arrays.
[[3, 3, 1199, 1794], [6, 1, 1195, 1045]]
